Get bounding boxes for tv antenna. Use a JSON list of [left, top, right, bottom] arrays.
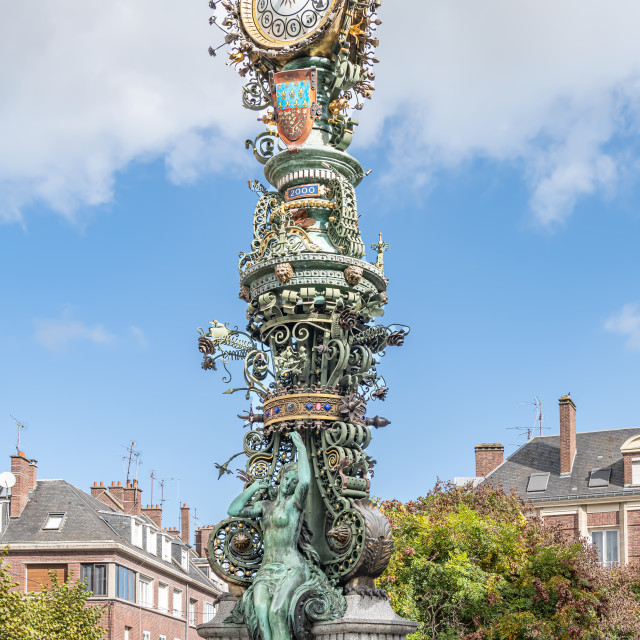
[[157, 477, 175, 508], [518, 396, 546, 437], [123, 442, 142, 484], [9, 415, 26, 454]]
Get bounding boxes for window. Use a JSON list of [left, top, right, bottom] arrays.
[[161, 536, 171, 562], [115, 565, 136, 602], [181, 547, 189, 571], [589, 468, 611, 488], [173, 588, 183, 617], [42, 513, 65, 530], [124, 628, 131, 640], [205, 602, 216, 622], [132, 519, 143, 547], [139, 576, 153, 608], [527, 472, 550, 492], [160, 636, 167, 640], [591, 529, 619, 567], [143, 633, 150, 640], [146, 527, 157, 555], [633, 459, 640, 485], [80, 564, 107, 596], [189, 598, 197, 626], [158, 583, 169, 612], [26, 564, 67, 593]]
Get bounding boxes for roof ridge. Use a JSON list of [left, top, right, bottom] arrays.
[[531, 426, 640, 440]]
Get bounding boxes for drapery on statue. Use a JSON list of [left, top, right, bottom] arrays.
[[227, 431, 346, 640]]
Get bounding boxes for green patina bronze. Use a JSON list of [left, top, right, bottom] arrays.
[[199, 1, 405, 638], [226, 431, 345, 640]]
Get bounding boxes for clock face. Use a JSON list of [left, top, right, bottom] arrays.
[[241, 0, 338, 48]]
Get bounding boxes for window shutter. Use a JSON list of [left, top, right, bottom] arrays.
[[27, 565, 67, 592]]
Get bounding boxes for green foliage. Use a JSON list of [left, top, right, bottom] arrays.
[[379, 482, 640, 640], [0, 548, 106, 640]]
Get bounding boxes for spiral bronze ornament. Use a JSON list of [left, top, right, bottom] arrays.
[[208, 517, 264, 587]]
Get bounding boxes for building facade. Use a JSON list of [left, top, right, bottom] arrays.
[[462, 395, 640, 567], [0, 450, 225, 640]]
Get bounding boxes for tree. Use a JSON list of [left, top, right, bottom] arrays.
[[378, 482, 640, 640], [0, 548, 106, 640]]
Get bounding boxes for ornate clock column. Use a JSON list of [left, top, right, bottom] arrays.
[[197, 1, 416, 639]]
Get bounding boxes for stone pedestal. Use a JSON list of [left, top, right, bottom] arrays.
[[197, 594, 417, 640], [197, 595, 249, 640], [312, 594, 417, 640]]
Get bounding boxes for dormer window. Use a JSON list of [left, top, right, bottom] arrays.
[[161, 536, 171, 562], [146, 527, 157, 555], [527, 472, 550, 492], [181, 547, 189, 571], [132, 519, 143, 547], [620, 435, 640, 486], [43, 513, 65, 530], [589, 468, 611, 488]]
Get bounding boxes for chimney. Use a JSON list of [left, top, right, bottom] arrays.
[[475, 443, 504, 477], [110, 481, 125, 506], [143, 504, 162, 529], [9, 451, 31, 518], [27, 458, 38, 491], [180, 504, 190, 544], [195, 526, 214, 559], [559, 393, 577, 476], [91, 481, 106, 499], [123, 480, 142, 516]]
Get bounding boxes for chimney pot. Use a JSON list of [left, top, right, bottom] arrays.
[[475, 443, 504, 477], [100, 481, 104, 486]]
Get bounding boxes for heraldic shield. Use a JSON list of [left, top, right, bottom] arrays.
[[270, 67, 321, 150]]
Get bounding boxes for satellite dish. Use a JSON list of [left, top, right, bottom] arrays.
[[0, 472, 16, 489]]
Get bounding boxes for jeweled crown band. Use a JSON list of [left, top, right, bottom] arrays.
[[263, 393, 365, 427]]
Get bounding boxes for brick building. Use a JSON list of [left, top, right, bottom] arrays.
[[0, 450, 225, 640], [462, 394, 640, 567]]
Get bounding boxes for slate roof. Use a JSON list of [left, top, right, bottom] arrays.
[[0, 479, 219, 591], [0, 480, 117, 544], [486, 427, 640, 503]]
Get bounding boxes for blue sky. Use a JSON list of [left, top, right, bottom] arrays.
[[2, 1, 640, 533]]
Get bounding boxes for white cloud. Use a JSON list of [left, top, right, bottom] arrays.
[[605, 304, 640, 351], [129, 326, 149, 349], [0, 1, 253, 224], [34, 314, 116, 351], [361, 0, 640, 225], [2, 1, 640, 225]]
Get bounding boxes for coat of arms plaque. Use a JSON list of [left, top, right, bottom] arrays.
[[270, 67, 321, 150]]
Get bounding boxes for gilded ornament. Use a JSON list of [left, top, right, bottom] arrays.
[[344, 265, 363, 285], [239, 285, 251, 302], [230, 530, 252, 553], [274, 262, 294, 283], [338, 308, 358, 330], [327, 524, 352, 547]]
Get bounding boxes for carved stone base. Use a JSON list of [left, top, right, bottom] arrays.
[[197, 593, 417, 640], [312, 594, 417, 640], [197, 595, 249, 640]]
